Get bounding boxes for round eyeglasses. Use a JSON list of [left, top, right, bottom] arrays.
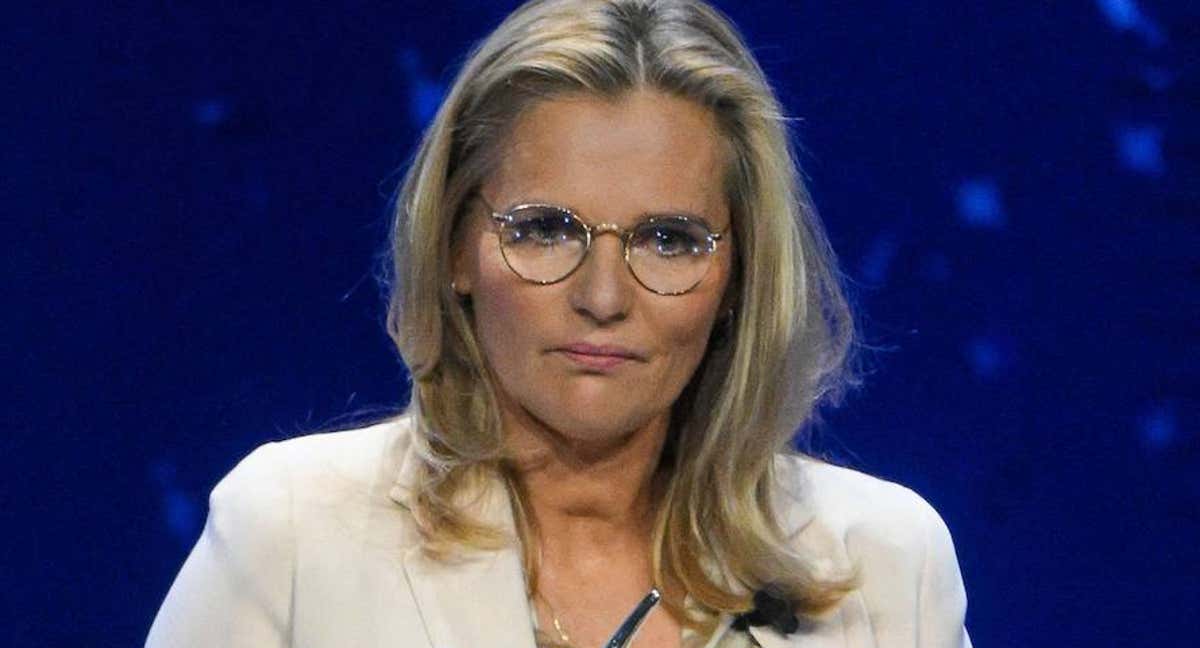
[[481, 197, 729, 296]]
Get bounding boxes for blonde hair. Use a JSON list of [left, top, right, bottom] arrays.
[[387, 0, 859, 628]]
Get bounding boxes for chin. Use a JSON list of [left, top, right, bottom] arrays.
[[530, 399, 659, 445], [494, 364, 677, 448]]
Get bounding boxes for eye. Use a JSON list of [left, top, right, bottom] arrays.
[[634, 219, 709, 258], [504, 207, 581, 247]]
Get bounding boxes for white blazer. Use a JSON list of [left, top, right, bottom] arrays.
[[146, 417, 972, 648]]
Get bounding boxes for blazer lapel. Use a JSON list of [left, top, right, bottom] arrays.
[[400, 540, 535, 648], [390, 442, 536, 648]]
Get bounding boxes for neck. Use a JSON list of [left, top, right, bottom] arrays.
[[504, 407, 671, 548]]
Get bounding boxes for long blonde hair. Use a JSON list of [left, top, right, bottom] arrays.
[[387, 0, 859, 626]]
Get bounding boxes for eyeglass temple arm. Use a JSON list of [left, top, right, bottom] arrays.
[[602, 588, 661, 648]]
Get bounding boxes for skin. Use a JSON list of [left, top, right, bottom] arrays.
[[452, 88, 733, 648]]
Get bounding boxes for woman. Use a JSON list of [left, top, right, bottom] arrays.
[[147, 1, 971, 647]]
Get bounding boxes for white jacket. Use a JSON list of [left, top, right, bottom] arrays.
[[146, 417, 972, 648]]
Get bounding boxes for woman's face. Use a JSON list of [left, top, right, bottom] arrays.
[[453, 89, 734, 447]]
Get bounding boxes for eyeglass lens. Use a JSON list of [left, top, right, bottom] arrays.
[[497, 205, 715, 295]]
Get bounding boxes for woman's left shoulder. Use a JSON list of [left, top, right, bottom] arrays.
[[774, 454, 972, 647], [775, 454, 954, 552]]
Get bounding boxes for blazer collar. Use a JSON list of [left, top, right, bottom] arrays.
[[389, 440, 537, 648]]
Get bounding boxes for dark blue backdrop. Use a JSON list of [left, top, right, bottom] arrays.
[[6, 2, 1198, 646]]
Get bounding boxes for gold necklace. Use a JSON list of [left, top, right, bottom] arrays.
[[538, 592, 574, 648]]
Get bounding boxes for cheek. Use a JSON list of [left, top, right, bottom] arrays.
[[660, 310, 719, 376], [641, 285, 721, 374], [656, 270, 730, 381], [477, 294, 527, 353], [469, 248, 544, 368]]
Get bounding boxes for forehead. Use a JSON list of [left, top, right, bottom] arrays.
[[486, 89, 729, 221]]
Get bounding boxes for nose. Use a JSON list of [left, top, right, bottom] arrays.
[[567, 231, 634, 324]]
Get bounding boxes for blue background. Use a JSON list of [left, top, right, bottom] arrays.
[[6, 1, 1198, 646]]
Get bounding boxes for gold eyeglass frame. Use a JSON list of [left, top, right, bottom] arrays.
[[480, 196, 730, 296]]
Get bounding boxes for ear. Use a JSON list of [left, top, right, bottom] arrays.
[[449, 220, 474, 297], [450, 249, 472, 297]]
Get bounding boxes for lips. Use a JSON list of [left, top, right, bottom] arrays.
[[554, 342, 643, 370]]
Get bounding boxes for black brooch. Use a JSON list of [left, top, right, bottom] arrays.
[[731, 586, 800, 636]]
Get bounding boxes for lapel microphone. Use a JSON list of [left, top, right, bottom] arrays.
[[731, 586, 800, 636]]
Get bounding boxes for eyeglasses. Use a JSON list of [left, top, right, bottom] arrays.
[[480, 196, 729, 296]]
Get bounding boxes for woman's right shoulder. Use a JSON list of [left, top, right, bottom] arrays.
[[207, 414, 418, 534], [147, 416, 422, 644]]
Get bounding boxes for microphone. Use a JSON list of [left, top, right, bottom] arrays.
[[731, 586, 799, 636]]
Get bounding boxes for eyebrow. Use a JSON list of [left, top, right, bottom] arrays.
[[643, 209, 719, 231], [494, 196, 725, 232]]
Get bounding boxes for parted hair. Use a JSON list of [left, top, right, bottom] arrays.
[[386, 0, 859, 629]]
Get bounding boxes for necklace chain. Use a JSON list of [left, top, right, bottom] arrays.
[[538, 592, 575, 648]]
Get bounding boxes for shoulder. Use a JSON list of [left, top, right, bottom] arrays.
[[774, 455, 971, 646], [261, 414, 412, 482], [214, 414, 411, 490], [148, 417, 420, 643], [207, 415, 415, 541], [778, 455, 950, 555]]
